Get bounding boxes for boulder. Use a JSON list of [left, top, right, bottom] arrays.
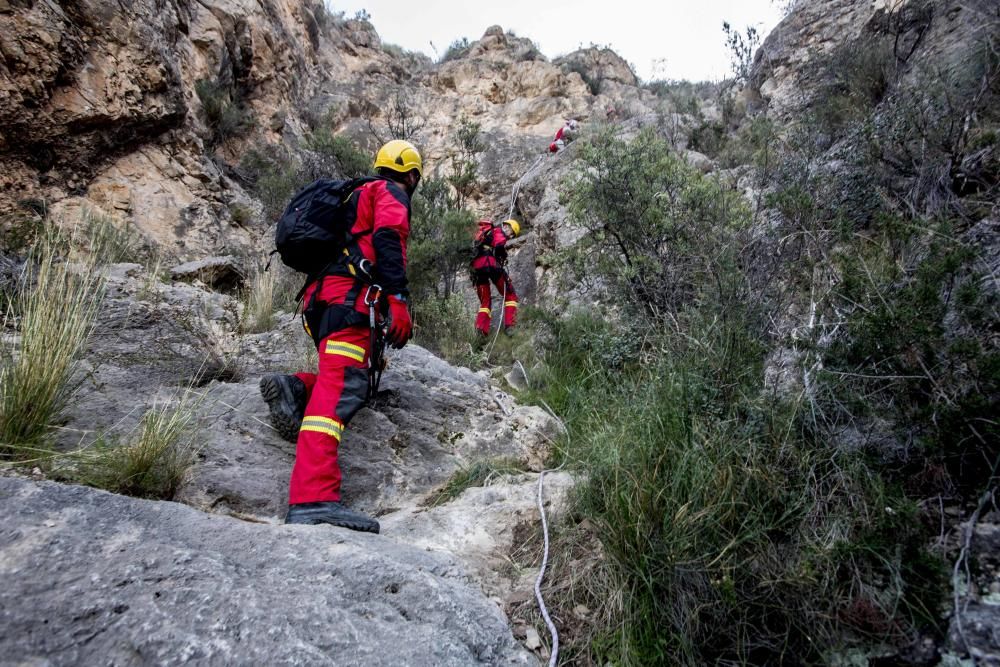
[[0, 477, 533, 666], [169, 256, 244, 292]]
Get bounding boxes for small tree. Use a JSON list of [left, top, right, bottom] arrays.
[[722, 22, 760, 85], [366, 90, 427, 145], [565, 127, 750, 320], [408, 177, 474, 300], [447, 117, 486, 208]]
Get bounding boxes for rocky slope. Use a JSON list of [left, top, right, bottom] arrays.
[[1, 2, 634, 661], [2, 258, 572, 663]]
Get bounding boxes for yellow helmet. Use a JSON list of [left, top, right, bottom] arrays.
[[373, 140, 423, 177], [504, 219, 521, 237]]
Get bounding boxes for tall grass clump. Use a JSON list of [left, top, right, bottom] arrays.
[[424, 457, 525, 507], [81, 208, 144, 264], [70, 394, 201, 499], [0, 230, 107, 459], [239, 262, 278, 334]]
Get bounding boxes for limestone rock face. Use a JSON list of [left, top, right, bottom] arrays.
[[0, 476, 533, 666], [749, 0, 998, 119], [0, 0, 389, 258], [555, 46, 639, 90]]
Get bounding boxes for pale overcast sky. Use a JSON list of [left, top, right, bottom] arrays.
[[327, 1, 786, 82]]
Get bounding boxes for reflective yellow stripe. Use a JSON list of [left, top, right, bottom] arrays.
[[300, 416, 344, 440], [504, 301, 518, 308], [324, 340, 365, 362], [478, 307, 491, 314], [302, 415, 342, 428]]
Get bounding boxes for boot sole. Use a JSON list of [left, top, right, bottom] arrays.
[[285, 513, 380, 534], [259, 375, 302, 444]]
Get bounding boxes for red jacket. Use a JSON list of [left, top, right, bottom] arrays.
[[303, 178, 410, 314], [471, 222, 510, 272]]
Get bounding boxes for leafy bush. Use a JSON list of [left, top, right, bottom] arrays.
[[528, 309, 943, 665], [447, 117, 485, 207], [526, 121, 951, 662], [565, 127, 751, 319], [305, 128, 372, 178], [409, 177, 475, 301], [722, 22, 760, 85], [818, 218, 998, 498], [411, 293, 478, 365], [239, 144, 302, 221]]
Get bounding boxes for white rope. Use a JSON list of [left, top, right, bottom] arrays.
[[484, 279, 507, 361], [535, 462, 566, 666], [506, 155, 546, 221], [485, 151, 548, 362]]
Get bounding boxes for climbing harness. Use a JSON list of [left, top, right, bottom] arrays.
[[364, 284, 388, 402]]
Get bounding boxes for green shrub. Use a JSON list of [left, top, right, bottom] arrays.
[[440, 37, 470, 63], [411, 293, 478, 365], [195, 78, 253, 146], [565, 126, 751, 319], [305, 128, 371, 178], [240, 144, 303, 221], [0, 229, 106, 459], [819, 219, 998, 497], [530, 121, 948, 662], [527, 311, 943, 665], [409, 178, 475, 301], [722, 22, 760, 85], [229, 203, 255, 227]]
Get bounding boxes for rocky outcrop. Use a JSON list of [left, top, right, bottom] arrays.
[[749, 0, 999, 120], [0, 0, 400, 258], [555, 46, 639, 91], [0, 476, 533, 666]]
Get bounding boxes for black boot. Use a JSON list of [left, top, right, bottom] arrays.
[[285, 501, 380, 534], [259, 374, 307, 443]]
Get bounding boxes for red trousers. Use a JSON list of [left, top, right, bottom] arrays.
[[288, 324, 370, 504], [474, 269, 518, 335]]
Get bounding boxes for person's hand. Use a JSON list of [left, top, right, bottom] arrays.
[[386, 294, 412, 349]]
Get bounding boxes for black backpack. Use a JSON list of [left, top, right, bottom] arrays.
[[272, 176, 378, 278]]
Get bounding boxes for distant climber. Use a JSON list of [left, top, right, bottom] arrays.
[[471, 218, 520, 336], [547, 119, 579, 153], [259, 139, 421, 534]]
